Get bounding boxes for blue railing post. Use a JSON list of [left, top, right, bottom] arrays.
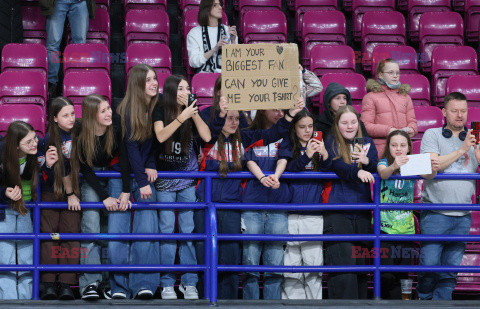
[[373, 175, 381, 300], [32, 185, 41, 300], [204, 176, 218, 305]]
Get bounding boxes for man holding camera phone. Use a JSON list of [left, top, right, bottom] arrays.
[[417, 92, 480, 300]]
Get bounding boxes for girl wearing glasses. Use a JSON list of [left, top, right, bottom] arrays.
[[360, 58, 418, 157]]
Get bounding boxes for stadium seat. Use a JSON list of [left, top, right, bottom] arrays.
[[352, 0, 395, 42], [310, 45, 356, 78], [63, 43, 111, 75], [400, 74, 431, 106], [191, 73, 221, 106], [294, 0, 337, 38], [318, 73, 366, 106], [124, 0, 167, 13], [407, 0, 452, 42], [0, 71, 47, 107], [67, 7, 110, 48], [242, 10, 287, 44], [412, 105, 445, 140], [418, 12, 464, 73], [96, 0, 110, 10], [63, 71, 112, 105], [446, 75, 480, 108], [371, 45, 418, 77], [21, 5, 46, 45], [0, 104, 45, 137], [301, 10, 346, 68], [179, 0, 201, 12], [465, 0, 480, 42], [238, 0, 282, 35], [465, 211, 480, 252], [124, 9, 170, 49], [398, 0, 408, 11], [156, 72, 170, 94], [361, 11, 406, 72], [125, 43, 172, 79], [431, 46, 478, 105], [456, 253, 480, 292], [453, 0, 466, 11], [1, 43, 48, 79], [412, 140, 421, 154]]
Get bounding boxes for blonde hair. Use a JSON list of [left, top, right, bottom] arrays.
[[331, 105, 363, 165]]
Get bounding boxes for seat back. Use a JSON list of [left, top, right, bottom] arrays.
[[156, 72, 171, 94], [294, 0, 337, 38], [124, 0, 167, 13], [408, 0, 452, 42], [446, 75, 480, 109], [67, 7, 111, 48], [242, 10, 287, 44], [465, 0, 480, 42], [191, 73, 221, 106], [125, 9, 170, 49], [125, 43, 172, 77], [0, 71, 47, 106], [179, 0, 201, 12], [63, 43, 111, 75], [310, 45, 356, 78], [352, 0, 395, 42], [238, 0, 282, 34], [412, 105, 445, 140], [1, 43, 48, 79], [400, 74, 431, 106], [21, 6, 46, 45], [0, 104, 45, 137], [63, 71, 112, 105]]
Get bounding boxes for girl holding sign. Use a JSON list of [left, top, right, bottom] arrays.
[[322, 105, 378, 299]]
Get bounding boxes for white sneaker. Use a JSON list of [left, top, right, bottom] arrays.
[[179, 284, 199, 300], [161, 286, 177, 300], [112, 292, 127, 299]]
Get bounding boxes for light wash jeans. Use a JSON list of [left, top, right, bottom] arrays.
[[241, 210, 287, 300], [417, 210, 472, 300], [46, 0, 88, 84], [156, 186, 198, 287], [0, 208, 33, 299]]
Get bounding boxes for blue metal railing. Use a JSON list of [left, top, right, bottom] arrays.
[[1, 171, 480, 302]]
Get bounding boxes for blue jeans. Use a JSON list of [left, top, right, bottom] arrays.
[[0, 208, 33, 299], [417, 210, 472, 300], [109, 180, 159, 297], [156, 186, 198, 287], [46, 0, 88, 84], [241, 211, 287, 300]]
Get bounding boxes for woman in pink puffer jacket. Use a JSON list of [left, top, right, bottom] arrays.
[[361, 59, 418, 157]]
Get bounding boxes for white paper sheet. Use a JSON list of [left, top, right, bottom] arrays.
[[400, 153, 432, 176]]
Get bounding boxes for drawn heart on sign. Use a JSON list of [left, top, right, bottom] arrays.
[[276, 46, 283, 55]]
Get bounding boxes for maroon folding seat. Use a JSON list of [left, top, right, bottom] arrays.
[[352, 0, 395, 42], [431, 46, 477, 105], [294, 0, 337, 38], [63, 43, 111, 75], [96, 0, 110, 10], [371, 45, 418, 77], [310, 45, 356, 78], [318, 73, 366, 107], [238, 0, 282, 35], [1, 43, 48, 79], [124, 9, 169, 50], [156, 72, 170, 94], [419, 12, 464, 73], [63, 71, 112, 105], [412, 106, 444, 140], [412, 140, 421, 154], [301, 10, 346, 68], [179, 0, 201, 12], [361, 11, 406, 72], [0, 105, 45, 137], [124, 0, 167, 13], [398, 0, 408, 11], [400, 74, 431, 106], [0, 71, 46, 107], [456, 253, 480, 292], [68, 7, 110, 48], [465, 0, 480, 42], [242, 10, 287, 44], [446, 75, 480, 108], [407, 0, 451, 42], [191, 73, 221, 106], [453, 0, 466, 11], [125, 43, 172, 81], [21, 6, 46, 45]]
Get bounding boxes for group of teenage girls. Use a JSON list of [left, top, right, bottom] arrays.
[[0, 58, 438, 300]]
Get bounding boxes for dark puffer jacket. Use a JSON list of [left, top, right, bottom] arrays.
[[0, 0, 23, 52]]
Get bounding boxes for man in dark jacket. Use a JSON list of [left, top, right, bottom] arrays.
[[0, 0, 23, 52], [39, 0, 96, 97]]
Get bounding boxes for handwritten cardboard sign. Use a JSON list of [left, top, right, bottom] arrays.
[[222, 43, 300, 111]]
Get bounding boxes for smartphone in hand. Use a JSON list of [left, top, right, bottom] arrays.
[[313, 131, 323, 142], [472, 122, 480, 144], [188, 94, 197, 107]]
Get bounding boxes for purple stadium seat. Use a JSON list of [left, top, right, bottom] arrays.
[[0, 104, 45, 137], [465, 0, 480, 42], [191, 73, 221, 106], [238, 0, 282, 35], [124, 9, 170, 49], [431, 46, 478, 105], [351, 104, 362, 114], [179, 0, 201, 12], [412, 105, 445, 140], [446, 75, 480, 108], [301, 10, 346, 68], [124, 0, 167, 13], [371, 45, 418, 77], [465, 211, 480, 252], [419, 12, 464, 73], [412, 140, 421, 154], [398, 0, 408, 11], [68, 7, 110, 48], [400, 74, 431, 106], [242, 10, 287, 44], [352, 0, 395, 42], [1, 43, 48, 79], [454, 0, 466, 11], [0, 71, 47, 107], [96, 0, 110, 10], [456, 253, 480, 292], [318, 73, 366, 106], [361, 11, 406, 72], [310, 45, 356, 78], [125, 43, 172, 78], [407, 0, 452, 42], [63, 71, 112, 105], [294, 0, 337, 38], [21, 6, 46, 45], [63, 43, 111, 75], [156, 72, 170, 94]]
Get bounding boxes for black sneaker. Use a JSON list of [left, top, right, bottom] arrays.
[[57, 283, 75, 300], [81, 284, 100, 300], [135, 289, 153, 300], [40, 282, 57, 300]]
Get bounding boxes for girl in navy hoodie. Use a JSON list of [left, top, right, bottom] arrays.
[[323, 105, 378, 299], [277, 109, 330, 300], [195, 97, 305, 299]]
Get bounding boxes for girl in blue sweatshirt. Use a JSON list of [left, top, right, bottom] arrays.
[[114, 64, 159, 300], [241, 109, 291, 300], [323, 105, 378, 299], [277, 109, 330, 300], [195, 97, 305, 299]]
